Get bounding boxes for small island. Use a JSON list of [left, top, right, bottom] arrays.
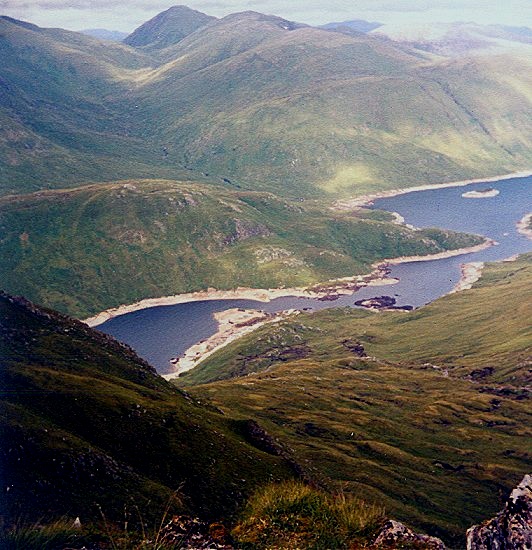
[[461, 187, 500, 198]]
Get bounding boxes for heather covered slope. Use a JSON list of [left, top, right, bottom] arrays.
[[181, 255, 532, 545], [0, 178, 484, 318], [0, 292, 299, 526], [1, 9, 530, 197]]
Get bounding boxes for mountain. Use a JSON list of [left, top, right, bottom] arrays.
[[123, 5, 216, 51], [0, 10, 530, 198], [321, 19, 383, 33], [0, 178, 484, 317], [0, 291, 300, 527], [179, 253, 532, 546], [81, 28, 129, 41]]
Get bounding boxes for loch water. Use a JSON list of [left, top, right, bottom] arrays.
[[99, 175, 531, 374]]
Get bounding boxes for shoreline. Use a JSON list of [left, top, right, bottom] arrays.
[[83, 275, 398, 328], [159, 238, 495, 379], [373, 238, 496, 268], [162, 308, 296, 380], [333, 170, 532, 210], [451, 262, 485, 293], [517, 213, 532, 240], [83, 238, 492, 329]]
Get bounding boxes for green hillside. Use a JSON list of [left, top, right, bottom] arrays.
[[180, 254, 532, 545], [0, 291, 300, 528], [0, 178, 484, 318], [1, 10, 530, 197]]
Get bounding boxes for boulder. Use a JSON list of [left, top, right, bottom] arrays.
[[466, 474, 532, 549], [374, 519, 446, 549]]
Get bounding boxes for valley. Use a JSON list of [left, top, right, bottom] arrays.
[[0, 3, 530, 549]]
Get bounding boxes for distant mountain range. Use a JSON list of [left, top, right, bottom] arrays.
[[0, 7, 530, 198], [320, 19, 383, 33], [81, 28, 128, 41]]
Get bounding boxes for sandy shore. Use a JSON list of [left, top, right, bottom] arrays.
[[517, 213, 532, 240], [451, 262, 485, 293], [333, 170, 531, 210], [162, 308, 296, 380]]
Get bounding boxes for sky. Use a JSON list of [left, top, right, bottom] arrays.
[[0, 0, 530, 33]]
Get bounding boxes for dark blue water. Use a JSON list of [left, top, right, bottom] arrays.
[[100, 175, 531, 373]]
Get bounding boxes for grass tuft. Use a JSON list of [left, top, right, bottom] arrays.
[[232, 480, 385, 549]]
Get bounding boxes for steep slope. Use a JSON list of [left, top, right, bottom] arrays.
[[0, 178, 484, 317], [181, 255, 532, 545], [123, 5, 216, 51], [0, 292, 299, 526]]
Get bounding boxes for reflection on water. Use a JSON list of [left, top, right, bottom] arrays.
[[99, 176, 531, 373]]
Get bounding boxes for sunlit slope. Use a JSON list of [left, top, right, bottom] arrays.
[[183, 255, 532, 545], [0, 179, 483, 317], [0, 292, 298, 526], [1, 11, 530, 197]]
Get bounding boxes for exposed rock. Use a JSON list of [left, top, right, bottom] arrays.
[[158, 515, 234, 549], [317, 293, 341, 301], [374, 519, 446, 549], [342, 339, 367, 357], [466, 474, 532, 549], [468, 366, 495, 381], [355, 295, 397, 309], [223, 219, 271, 245]]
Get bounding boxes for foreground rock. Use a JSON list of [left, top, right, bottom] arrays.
[[374, 519, 446, 549], [159, 516, 234, 549], [466, 474, 532, 549]]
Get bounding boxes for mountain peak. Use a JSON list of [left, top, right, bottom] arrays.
[[124, 5, 216, 50]]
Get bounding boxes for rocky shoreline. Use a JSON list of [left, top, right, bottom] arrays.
[[517, 212, 532, 240]]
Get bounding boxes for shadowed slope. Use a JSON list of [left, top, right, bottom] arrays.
[[0, 292, 299, 526]]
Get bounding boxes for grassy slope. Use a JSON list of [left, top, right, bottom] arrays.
[[181, 255, 532, 545], [0, 16, 213, 195], [0, 292, 299, 527], [131, 15, 532, 197], [1, 13, 530, 197], [0, 179, 484, 317]]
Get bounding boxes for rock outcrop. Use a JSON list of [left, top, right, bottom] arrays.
[[374, 519, 446, 549], [466, 474, 532, 549]]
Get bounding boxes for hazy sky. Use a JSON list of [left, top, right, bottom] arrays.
[[0, 0, 530, 32]]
